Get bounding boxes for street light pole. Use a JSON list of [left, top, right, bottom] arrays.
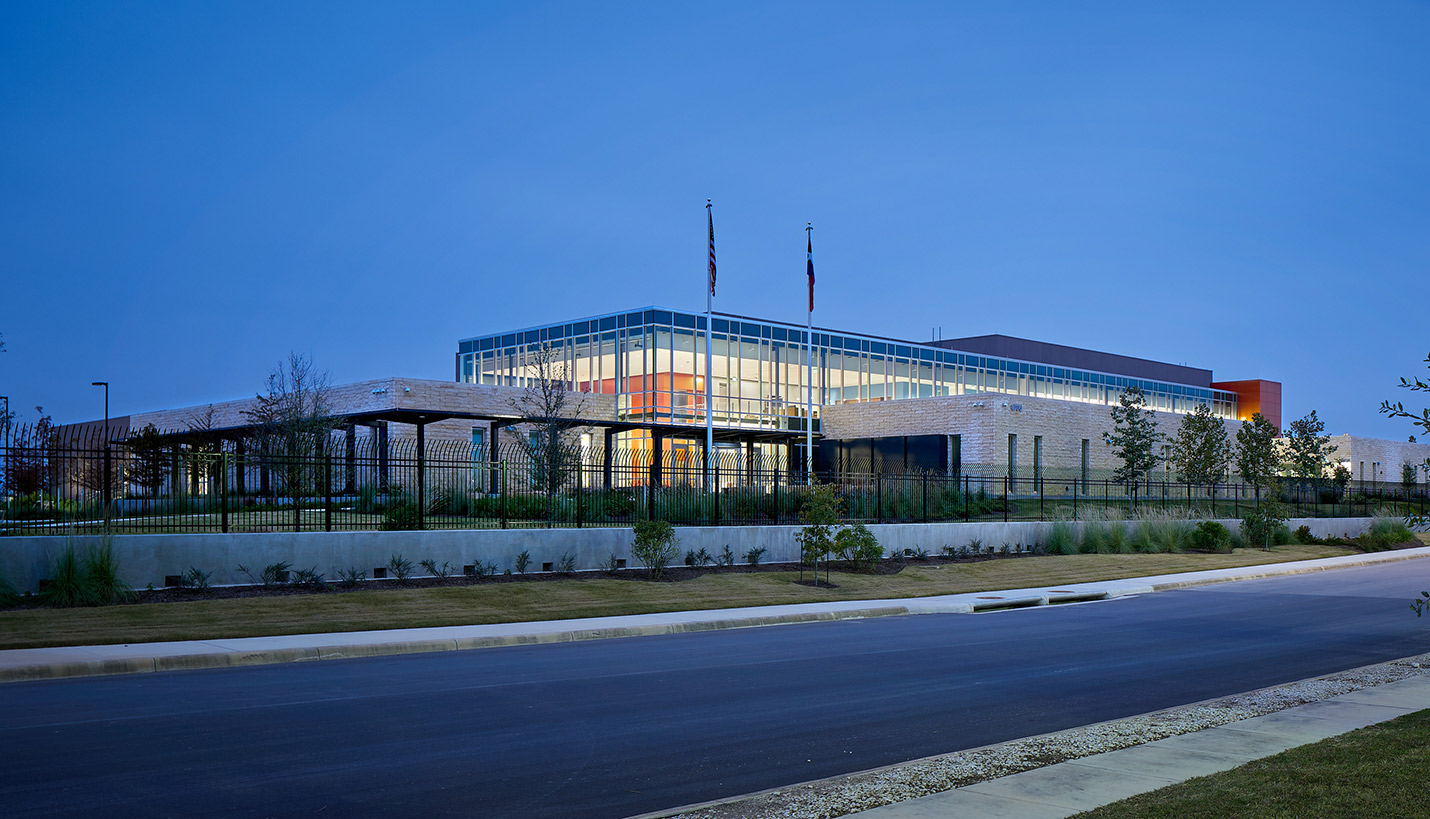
[[0, 395, 8, 502]]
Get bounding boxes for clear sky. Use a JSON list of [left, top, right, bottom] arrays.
[[1, 1, 1426, 439]]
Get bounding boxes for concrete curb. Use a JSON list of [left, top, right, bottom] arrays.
[[0, 606, 912, 684], [3, 546, 1427, 684]]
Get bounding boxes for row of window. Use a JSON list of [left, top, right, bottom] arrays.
[[458, 311, 1238, 428]]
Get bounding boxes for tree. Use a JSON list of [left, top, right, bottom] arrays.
[[1168, 404, 1232, 488], [1403, 462, 1419, 490], [1284, 410, 1337, 487], [1104, 386, 1162, 487], [1381, 354, 1430, 531], [1381, 353, 1430, 443], [6, 408, 54, 496], [509, 344, 588, 505], [1235, 412, 1281, 493], [185, 406, 224, 493], [243, 353, 333, 499], [124, 424, 168, 498], [794, 480, 842, 583]]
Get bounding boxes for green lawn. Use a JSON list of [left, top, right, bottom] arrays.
[[0, 545, 1358, 649], [1075, 709, 1430, 818]]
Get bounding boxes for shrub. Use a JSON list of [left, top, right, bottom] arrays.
[[0, 573, 21, 608], [238, 561, 292, 587], [1106, 524, 1130, 554], [419, 559, 455, 579], [380, 497, 421, 530], [40, 545, 89, 608], [337, 566, 368, 587], [1079, 522, 1107, 554], [354, 484, 383, 514], [387, 553, 414, 584], [631, 519, 679, 579], [436, 487, 475, 517], [292, 567, 326, 588], [601, 552, 623, 574], [1129, 519, 1189, 553], [514, 550, 531, 575], [556, 552, 577, 575], [1370, 515, 1414, 545], [835, 523, 883, 570], [1042, 521, 1077, 556], [744, 546, 767, 567], [715, 545, 735, 570], [684, 547, 712, 568], [1190, 521, 1232, 553], [1293, 525, 1319, 545], [179, 567, 212, 591], [82, 540, 135, 605]]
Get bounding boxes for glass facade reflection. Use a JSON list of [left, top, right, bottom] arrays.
[[457, 307, 1238, 432]]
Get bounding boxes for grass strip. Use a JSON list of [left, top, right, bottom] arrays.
[[0, 545, 1362, 650], [1075, 708, 1430, 818]]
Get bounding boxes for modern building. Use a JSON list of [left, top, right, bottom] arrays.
[[49, 304, 1430, 487], [452, 306, 1300, 481]]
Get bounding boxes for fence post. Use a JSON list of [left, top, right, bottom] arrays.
[[1003, 476, 1008, 523], [324, 454, 333, 532], [576, 480, 583, 529], [293, 456, 301, 533], [1072, 476, 1078, 519], [964, 475, 970, 521], [221, 452, 230, 534], [773, 465, 780, 525], [713, 458, 721, 525], [500, 461, 508, 529], [875, 474, 882, 524], [923, 473, 929, 523], [1038, 475, 1044, 521], [102, 446, 112, 533], [416, 429, 426, 531]]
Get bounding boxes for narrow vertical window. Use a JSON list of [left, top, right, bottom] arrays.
[[1008, 434, 1018, 483], [1081, 439, 1090, 491]]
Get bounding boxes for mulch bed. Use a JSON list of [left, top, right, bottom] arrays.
[[128, 552, 1031, 605]]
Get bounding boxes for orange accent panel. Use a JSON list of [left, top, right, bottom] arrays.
[[1212, 379, 1282, 429]]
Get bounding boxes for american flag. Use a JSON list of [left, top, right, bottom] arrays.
[[707, 203, 717, 297]]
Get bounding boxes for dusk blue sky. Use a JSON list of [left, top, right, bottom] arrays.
[[2, 2, 1426, 439]]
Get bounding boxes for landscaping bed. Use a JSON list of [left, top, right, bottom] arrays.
[[0, 544, 1376, 650]]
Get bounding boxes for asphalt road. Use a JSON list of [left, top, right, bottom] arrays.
[[5, 560, 1430, 819]]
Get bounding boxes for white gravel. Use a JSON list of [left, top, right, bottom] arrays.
[[661, 653, 1430, 819]]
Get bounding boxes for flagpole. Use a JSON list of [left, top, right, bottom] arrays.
[[705, 200, 715, 494], [806, 222, 814, 484]]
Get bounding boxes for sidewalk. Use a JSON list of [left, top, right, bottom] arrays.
[[844, 673, 1430, 818], [3, 546, 1428, 684]]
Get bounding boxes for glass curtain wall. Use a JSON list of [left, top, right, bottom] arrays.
[[456, 308, 1239, 433]]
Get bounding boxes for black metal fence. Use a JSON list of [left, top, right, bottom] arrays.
[[1, 432, 1426, 535]]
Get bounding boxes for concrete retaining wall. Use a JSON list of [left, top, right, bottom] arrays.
[[0, 517, 1380, 593]]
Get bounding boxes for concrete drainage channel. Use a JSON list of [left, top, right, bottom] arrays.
[[971, 590, 1112, 612]]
